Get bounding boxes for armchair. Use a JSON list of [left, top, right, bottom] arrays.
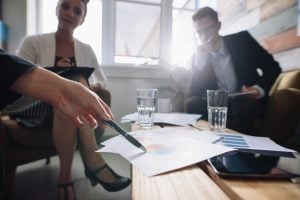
[[256, 69, 300, 146], [0, 88, 111, 200]]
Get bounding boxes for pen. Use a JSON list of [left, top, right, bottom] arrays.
[[212, 137, 223, 144], [189, 124, 204, 131], [104, 120, 147, 153], [201, 91, 256, 100], [228, 91, 256, 97]]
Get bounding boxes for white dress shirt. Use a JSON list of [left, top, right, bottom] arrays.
[[192, 38, 265, 97], [210, 39, 237, 93]]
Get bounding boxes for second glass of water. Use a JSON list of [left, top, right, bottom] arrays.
[[207, 90, 228, 132], [137, 88, 157, 128]]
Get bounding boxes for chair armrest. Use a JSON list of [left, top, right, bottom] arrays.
[[259, 88, 300, 144], [0, 115, 53, 148]]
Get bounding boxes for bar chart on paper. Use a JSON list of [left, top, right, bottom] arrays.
[[217, 134, 249, 148], [214, 132, 296, 157]]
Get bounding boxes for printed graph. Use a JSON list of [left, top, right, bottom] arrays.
[[217, 134, 249, 148]]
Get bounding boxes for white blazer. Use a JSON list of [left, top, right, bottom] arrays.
[[16, 32, 107, 87]]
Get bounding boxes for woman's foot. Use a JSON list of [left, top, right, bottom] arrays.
[[58, 182, 76, 200], [95, 165, 118, 183], [85, 164, 131, 192]]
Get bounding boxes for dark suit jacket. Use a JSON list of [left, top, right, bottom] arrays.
[[189, 31, 281, 98]]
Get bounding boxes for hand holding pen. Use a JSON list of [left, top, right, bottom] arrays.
[[104, 120, 147, 153], [241, 85, 260, 99]]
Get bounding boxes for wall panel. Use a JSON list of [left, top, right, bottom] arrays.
[[260, 0, 296, 21]]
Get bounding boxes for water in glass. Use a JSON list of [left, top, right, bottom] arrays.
[[208, 106, 228, 131]]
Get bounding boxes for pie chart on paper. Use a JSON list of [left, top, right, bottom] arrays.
[[145, 144, 176, 155]]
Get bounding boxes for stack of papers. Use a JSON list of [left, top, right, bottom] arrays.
[[98, 114, 297, 177], [98, 127, 234, 176], [121, 112, 201, 126], [213, 132, 296, 157]]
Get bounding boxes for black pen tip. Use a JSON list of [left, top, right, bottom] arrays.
[[140, 146, 147, 153]]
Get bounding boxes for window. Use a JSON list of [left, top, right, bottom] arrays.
[[39, 0, 57, 33], [172, 0, 198, 67], [125, 0, 161, 3], [115, 1, 161, 65], [111, 0, 202, 67], [75, 0, 102, 62]]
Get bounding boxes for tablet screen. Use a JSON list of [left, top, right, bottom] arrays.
[[208, 152, 300, 179]]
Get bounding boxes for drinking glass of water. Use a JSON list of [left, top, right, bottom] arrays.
[[207, 90, 228, 131], [137, 88, 157, 128]]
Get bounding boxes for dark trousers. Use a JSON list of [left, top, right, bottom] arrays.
[[184, 95, 265, 134]]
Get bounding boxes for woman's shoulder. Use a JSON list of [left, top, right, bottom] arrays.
[[23, 32, 55, 43]]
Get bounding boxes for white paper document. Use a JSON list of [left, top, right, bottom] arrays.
[[98, 128, 234, 176], [214, 132, 296, 153], [121, 112, 202, 126]]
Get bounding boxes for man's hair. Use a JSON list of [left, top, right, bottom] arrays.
[[192, 7, 218, 22]]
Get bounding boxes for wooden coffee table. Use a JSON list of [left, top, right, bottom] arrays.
[[131, 123, 229, 200], [131, 121, 300, 200], [196, 122, 300, 200]]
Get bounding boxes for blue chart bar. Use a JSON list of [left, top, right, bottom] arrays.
[[218, 134, 249, 148]]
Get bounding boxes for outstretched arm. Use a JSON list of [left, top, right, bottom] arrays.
[[10, 67, 113, 129]]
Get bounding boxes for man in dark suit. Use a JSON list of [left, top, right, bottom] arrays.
[[185, 7, 281, 134]]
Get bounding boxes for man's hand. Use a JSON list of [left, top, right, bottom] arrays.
[[241, 85, 260, 99], [198, 43, 212, 54]]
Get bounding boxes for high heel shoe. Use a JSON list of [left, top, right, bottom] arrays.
[[85, 163, 131, 192], [58, 182, 76, 200]]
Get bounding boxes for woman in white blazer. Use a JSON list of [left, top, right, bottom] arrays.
[[10, 0, 130, 199], [16, 32, 107, 90]]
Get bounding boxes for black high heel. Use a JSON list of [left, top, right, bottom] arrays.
[[58, 182, 76, 200], [85, 164, 131, 192]]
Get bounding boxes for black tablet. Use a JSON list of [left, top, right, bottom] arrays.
[[45, 66, 94, 79], [208, 152, 300, 179]]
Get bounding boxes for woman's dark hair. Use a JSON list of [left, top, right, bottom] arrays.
[[81, 0, 89, 17], [192, 7, 218, 22], [57, 0, 89, 18]]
